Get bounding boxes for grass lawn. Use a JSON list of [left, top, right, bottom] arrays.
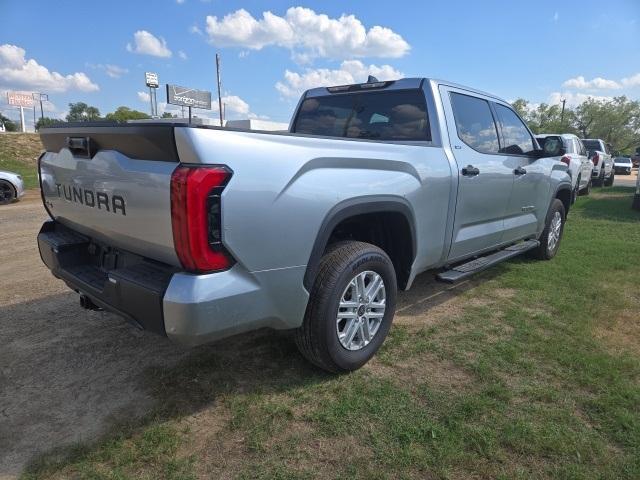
[[23, 187, 640, 480], [0, 133, 43, 189]]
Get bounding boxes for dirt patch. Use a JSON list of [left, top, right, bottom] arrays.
[[0, 133, 43, 167], [594, 307, 640, 357]]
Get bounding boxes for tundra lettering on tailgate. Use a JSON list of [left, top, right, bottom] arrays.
[[55, 183, 126, 215]]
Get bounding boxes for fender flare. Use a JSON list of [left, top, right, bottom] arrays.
[[303, 197, 417, 291]]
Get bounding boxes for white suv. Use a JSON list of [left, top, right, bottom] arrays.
[[536, 134, 593, 202]]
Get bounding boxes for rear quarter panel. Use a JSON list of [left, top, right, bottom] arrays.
[[174, 127, 455, 277]]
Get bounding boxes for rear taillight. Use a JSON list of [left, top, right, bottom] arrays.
[[170, 165, 234, 273], [560, 155, 571, 166], [592, 153, 599, 165]]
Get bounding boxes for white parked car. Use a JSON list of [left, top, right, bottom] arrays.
[[0, 170, 25, 205], [613, 156, 633, 175], [536, 134, 593, 201], [0, 121, 6, 133]]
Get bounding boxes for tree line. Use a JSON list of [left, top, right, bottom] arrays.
[[512, 96, 640, 156], [0, 102, 177, 132]]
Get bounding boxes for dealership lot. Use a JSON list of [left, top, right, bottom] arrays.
[[1, 187, 639, 479]]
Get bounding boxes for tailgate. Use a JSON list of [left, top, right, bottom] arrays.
[[39, 124, 181, 267]]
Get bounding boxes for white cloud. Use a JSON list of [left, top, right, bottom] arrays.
[[178, 50, 188, 60], [104, 64, 128, 78], [205, 7, 410, 60], [88, 63, 128, 78], [562, 75, 621, 90], [552, 12, 559, 22], [621, 73, 640, 87], [548, 91, 613, 107], [176, 0, 185, 4], [275, 60, 403, 98], [0, 44, 99, 92], [126, 30, 172, 58], [137, 91, 150, 102], [189, 25, 203, 35]]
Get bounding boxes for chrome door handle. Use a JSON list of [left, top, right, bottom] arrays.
[[514, 166, 527, 175], [462, 165, 480, 176]]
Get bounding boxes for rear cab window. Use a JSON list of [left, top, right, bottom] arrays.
[[292, 89, 431, 141]]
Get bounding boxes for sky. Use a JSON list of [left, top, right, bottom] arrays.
[[1, 0, 639, 130]]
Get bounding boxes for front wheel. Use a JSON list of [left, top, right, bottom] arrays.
[[579, 178, 592, 196], [531, 199, 566, 260], [0, 180, 16, 205], [294, 241, 397, 372], [604, 171, 615, 187]]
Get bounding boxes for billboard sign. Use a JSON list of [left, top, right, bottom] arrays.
[[166, 84, 212, 110], [145, 72, 159, 88], [7, 91, 35, 107]]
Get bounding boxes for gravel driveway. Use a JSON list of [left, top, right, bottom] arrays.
[[0, 192, 193, 478]]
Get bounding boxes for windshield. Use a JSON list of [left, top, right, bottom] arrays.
[[615, 157, 631, 163], [292, 89, 430, 141], [582, 140, 601, 152]]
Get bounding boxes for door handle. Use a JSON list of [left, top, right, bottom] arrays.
[[462, 165, 480, 177], [514, 166, 527, 175]]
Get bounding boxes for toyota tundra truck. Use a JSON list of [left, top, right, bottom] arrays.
[[37, 78, 572, 372]]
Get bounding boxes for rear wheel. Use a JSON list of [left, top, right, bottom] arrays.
[[294, 241, 397, 372], [532, 199, 566, 260], [0, 180, 16, 205]]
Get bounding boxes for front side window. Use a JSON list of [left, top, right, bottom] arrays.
[[292, 89, 430, 141], [494, 104, 535, 155], [449, 93, 499, 154]]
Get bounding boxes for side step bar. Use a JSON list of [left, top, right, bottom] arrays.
[[437, 240, 539, 283]]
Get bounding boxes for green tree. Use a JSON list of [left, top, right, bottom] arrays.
[[66, 102, 101, 122], [0, 113, 17, 131], [35, 117, 64, 130], [574, 96, 640, 154], [105, 106, 151, 123]]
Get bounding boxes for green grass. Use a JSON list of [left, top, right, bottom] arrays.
[[23, 187, 640, 479], [0, 133, 43, 189]]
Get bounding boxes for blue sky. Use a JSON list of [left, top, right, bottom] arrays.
[[1, 0, 639, 128]]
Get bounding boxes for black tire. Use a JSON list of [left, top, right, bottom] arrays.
[[593, 169, 605, 187], [604, 171, 615, 187], [579, 178, 592, 196], [532, 199, 566, 260], [0, 180, 16, 205], [571, 176, 580, 204], [294, 241, 397, 373]]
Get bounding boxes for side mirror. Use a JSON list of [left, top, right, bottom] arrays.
[[537, 135, 565, 157]]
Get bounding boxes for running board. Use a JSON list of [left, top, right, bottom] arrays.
[[437, 240, 539, 283]]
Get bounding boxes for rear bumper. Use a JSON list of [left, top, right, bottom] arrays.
[[37, 220, 308, 345]]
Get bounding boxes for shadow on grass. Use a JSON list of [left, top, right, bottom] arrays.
[[577, 188, 640, 223]]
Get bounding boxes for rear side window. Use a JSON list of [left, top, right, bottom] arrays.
[[494, 104, 535, 155], [449, 93, 499, 154], [292, 89, 430, 141]]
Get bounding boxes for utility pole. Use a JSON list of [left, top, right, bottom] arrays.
[[560, 98, 566, 125], [216, 53, 223, 127]]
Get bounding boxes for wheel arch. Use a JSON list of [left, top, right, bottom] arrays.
[[303, 197, 417, 292]]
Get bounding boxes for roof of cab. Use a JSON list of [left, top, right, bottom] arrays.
[[302, 77, 508, 104]]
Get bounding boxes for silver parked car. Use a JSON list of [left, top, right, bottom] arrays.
[[0, 170, 25, 205], [536, 134, 593, 201], [613, 156, 633, 175]]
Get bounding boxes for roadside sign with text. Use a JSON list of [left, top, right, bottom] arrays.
[[7, 91, 35, 107], [145, 72, 159, 88], [166, 84, 212, 110]]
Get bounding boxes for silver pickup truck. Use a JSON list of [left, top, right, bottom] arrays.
[[37, 78, 572, 372]]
